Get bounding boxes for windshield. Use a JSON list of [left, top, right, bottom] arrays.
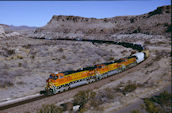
[[49, 74, 58, 80]]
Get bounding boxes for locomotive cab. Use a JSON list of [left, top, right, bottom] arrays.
[[49, 74, 58, 80], [48, 73, 64, 81]]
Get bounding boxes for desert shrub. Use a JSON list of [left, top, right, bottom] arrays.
[[130, 18, 135, 23], [73, 90, 96, 109], [163, 23, 169, 27], [144, 40, 151, 45], [121, 50, 127, 54], [0, 80, 14, 88], [92, 88, 115, 107], [115, 81, 138, 95], [17, 55, 23, 59], [142, 91, 172, 113], [122, 82, 137, 95], [37, 104, 63, 113], [149, 91, 171, 106], [143, 98, 160, 113], [62, 55, 66, 59], [108, 57, 114, 61], [23, 44, 31, 49], [104, 88, 114, 100], [18, 63, 22, 67], [31, 55, 35, 59], [24, 112, 30, 113], [7, 49, 15, 56], [58, 48, 64, 52], [156, 41, 166, 45], [60, 103, 67, 111], [166, 24, 172, 32], [16, 81, 25, 85], [132, 27, 141, 33]]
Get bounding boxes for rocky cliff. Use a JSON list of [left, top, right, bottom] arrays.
[[32, 5, 171, 39]]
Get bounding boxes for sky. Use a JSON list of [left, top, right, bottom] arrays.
[[0, 0, 171, 27]]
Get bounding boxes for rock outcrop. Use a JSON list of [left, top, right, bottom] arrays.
[[32, 5, 171, 39], [0, 25, 20, 38], [0, 25, 5, 38]]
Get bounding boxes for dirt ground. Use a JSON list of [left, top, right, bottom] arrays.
[[0, 36, 133, 101], [0, 33, 171, 113], [84, 34, 171, 113]]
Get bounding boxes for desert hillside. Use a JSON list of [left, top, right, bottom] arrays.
[[32, 5, 171, 39]]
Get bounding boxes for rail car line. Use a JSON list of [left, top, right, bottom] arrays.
[[0, 38, 150, 112]]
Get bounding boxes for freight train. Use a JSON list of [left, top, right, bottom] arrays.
[[40, 40, 149, 95]]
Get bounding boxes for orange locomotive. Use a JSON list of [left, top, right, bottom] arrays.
[[41, 55, 140, 95]]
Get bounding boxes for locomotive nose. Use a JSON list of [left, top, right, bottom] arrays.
[[46, 79, 50, 82], [46, 79, 51, 87]]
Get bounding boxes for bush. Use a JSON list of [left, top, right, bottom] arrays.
[[108, 57, 114, 61], [7, 49, 15, 56], [149, 91, 171, 106], [37, 104, 63, 113], [73, 90, 96, 109], [132, 27, 141, 33], [122, 82, 137, 95], [17, 55, 23, 59], [58, 48, 64, 52], [166, 24, 172, 32], [23, 44, 31, 49], [0, 80, 14, 88], [142, 91, 172, 113], [104, 88, 114, 100], [130, 18, 135, 23], [143, 98, 160, 113], [115, 81, 138, 95], [31, 55, 35, 59], [18, 63, 22, 67], [62, 55, 66, 59], [144, 40, 151, 45]]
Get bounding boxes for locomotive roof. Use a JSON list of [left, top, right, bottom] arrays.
[[61, 56, 135, 76]]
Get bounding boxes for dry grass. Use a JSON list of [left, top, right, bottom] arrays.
[[37, 104, 63, 113]]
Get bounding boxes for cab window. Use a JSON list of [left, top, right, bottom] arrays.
[[54, 75, 58, 80], [98, 66, 102, 68], [59, 75, 64, 79], [49, 74, 58, 80], [49, 75, 53, 79]]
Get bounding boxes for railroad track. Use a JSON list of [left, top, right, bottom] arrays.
[[0, 56, 152, 113]]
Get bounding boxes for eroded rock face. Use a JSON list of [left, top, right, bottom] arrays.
[[32, 5, 171, 39], [0, 26, 5, 38], [0, 26, 5, 34], [6, 32, 20, 38], [0, 25, 20, 38]]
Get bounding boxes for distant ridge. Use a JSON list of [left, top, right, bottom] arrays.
[[32, 5, 171, 39]]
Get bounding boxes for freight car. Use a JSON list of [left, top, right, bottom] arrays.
[[41, 48, 149, 95]]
